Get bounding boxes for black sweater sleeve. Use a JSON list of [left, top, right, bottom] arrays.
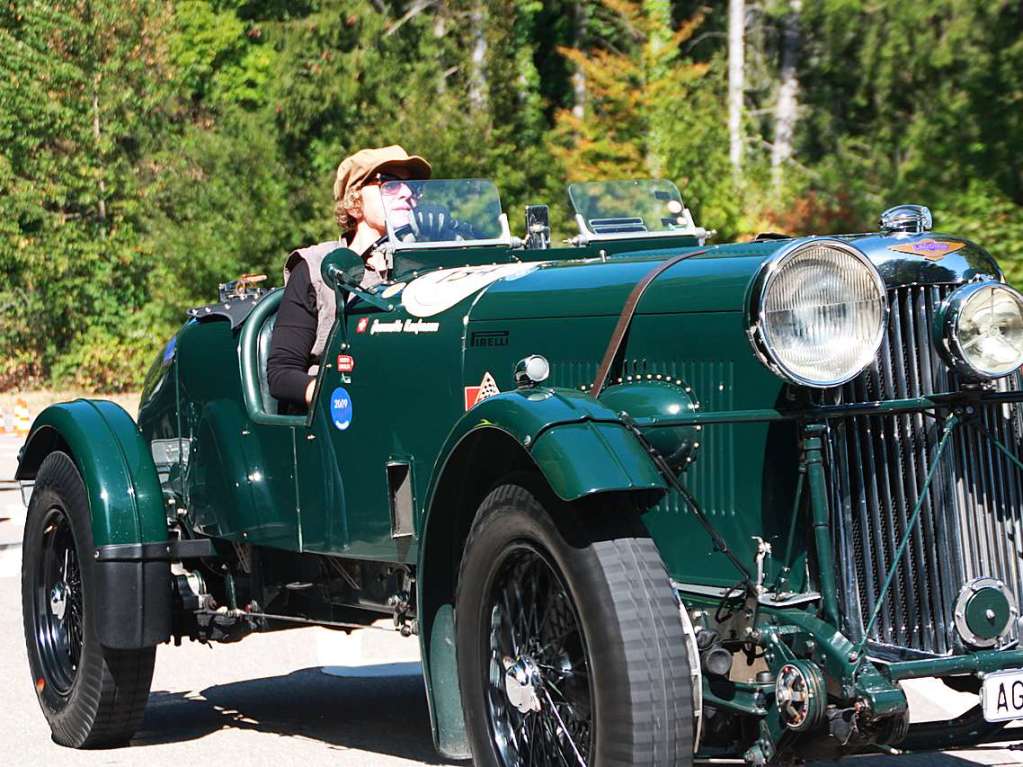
[[267, 261, 317, 408]]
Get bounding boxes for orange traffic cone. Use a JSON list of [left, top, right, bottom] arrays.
[[14, 399, 31, 436]]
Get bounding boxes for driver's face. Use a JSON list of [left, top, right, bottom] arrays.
[[361, 172, 414, 232]]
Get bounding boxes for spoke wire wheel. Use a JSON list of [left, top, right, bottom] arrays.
[[456, 479, 694, 767], [33, 506, 85, 695], [486, 543, 593, 766]]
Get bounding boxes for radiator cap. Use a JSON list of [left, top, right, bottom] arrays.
[[880, 204, 932, 234], [954, 577, 1017, 648]]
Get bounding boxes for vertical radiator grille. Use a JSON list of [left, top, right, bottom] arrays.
[[825, 284, 1023, 656]]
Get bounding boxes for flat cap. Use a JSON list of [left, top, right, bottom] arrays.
[[333, 145, 432, 201]]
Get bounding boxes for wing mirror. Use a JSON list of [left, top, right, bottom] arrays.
[[524, 205, 551, 249], [321, 247, 365, 290]]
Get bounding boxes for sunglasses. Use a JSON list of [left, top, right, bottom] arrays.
[[369, 171, 408, 184], [373, 174, 424, 201]]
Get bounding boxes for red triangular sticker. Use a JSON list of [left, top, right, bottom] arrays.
[[464, 372, 501, 410]]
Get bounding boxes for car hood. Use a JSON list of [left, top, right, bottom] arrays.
[[468, 233, 999, 322]]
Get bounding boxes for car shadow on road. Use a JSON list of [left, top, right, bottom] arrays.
[[133, 665, 461, 764], [132, 665, 1022, 767]]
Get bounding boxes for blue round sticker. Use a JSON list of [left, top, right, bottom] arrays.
[[329, 387, 353, 430]]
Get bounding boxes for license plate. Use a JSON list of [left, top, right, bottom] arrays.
[[982, 669, 1023, 722]]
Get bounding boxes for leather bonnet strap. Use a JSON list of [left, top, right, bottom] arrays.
[[591, 249, 707, 395]]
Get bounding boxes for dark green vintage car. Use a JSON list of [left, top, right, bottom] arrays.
[[17, 178, 1023, 765]]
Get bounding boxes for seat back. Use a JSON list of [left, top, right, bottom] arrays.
[[238, 288, 305, 426], [256, 312, 278, 415]]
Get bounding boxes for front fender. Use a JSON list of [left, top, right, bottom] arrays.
[[434, 387, 667, 502], [17, 399, 170, 648], [416, 388, 667, 758]]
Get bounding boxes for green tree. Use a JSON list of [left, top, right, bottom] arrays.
[[795, 1, 1023, 252], [5, 0, 1023, 391], [142, 111, 299, 334], [170, 0, 276, 108], [550, 1, 717, 232], [0, 0, 173, 390]]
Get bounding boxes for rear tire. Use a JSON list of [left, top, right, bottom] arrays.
[[456, 480, 693, 767], [22, 451, 155, 748]]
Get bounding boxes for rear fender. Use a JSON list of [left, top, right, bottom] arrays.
[[16, 399, 171, 648], [416, 388, 667, 757]]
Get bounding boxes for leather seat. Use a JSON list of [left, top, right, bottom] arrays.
[[256, 312, 279, 415], [239, 288, 303, 425]]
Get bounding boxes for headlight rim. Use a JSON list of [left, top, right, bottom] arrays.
[[936, 279, 1023, 381], [746, 238, 889, 389]]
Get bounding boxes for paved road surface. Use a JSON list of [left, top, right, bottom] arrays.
[[2, 433, 1023, 765]]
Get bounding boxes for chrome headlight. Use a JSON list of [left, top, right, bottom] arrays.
[[937, 281, 1023, 380], [748, 240, 887, 388]]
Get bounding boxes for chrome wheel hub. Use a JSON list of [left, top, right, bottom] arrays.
[[503, 655, 542, 714], [49, 582, 67, 622]]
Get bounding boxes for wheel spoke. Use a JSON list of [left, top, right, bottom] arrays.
[[535, 624, 579, 660], [484, 545, 592, 767], [499, 587, 521, 658], [537, 661, 589, 680], [536, 577, 562, 642], [542, 687, 588, 767], [510, 579, 530, 646], [526, 712, 540, 764]]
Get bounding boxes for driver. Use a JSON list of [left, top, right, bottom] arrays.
[[267, 145, 431, 411]]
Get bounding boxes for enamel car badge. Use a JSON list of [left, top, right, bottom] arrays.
[[465, 372, 501, 410], [329, 387, 353, 430], [888, 239, 966, 260]]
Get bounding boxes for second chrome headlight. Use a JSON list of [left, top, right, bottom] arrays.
[[937, 281, 1023, 380], [748, 240, 887, 388]]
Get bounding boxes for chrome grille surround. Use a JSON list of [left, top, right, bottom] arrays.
[[825, 284, 1023, 658]]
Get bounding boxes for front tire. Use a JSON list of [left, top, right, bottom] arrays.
[[22, 451, 156, 748], [456, 480, 693, 767]]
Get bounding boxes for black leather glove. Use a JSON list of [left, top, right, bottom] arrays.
[[411, 202, 462, 241]]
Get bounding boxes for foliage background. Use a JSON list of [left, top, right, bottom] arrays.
[[1, 0, 1022, 391]]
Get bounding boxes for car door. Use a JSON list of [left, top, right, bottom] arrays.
[[295, 298, 464, 561]]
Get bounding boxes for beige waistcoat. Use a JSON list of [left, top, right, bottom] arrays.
[[282, 241, 386, 373], [283, 241, 340, 369]]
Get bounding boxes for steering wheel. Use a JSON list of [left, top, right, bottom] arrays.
[[367, 224, 414, 253]]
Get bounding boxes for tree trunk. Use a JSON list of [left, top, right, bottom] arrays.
[[91, 72, 107, 235], [434, 11, 447, 93], [468, 3, 487, 112], [572, 1, 586, 119], [772, 0, 801, 190], [728, 0, 745, 176], [643, 0, 672, 176]]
